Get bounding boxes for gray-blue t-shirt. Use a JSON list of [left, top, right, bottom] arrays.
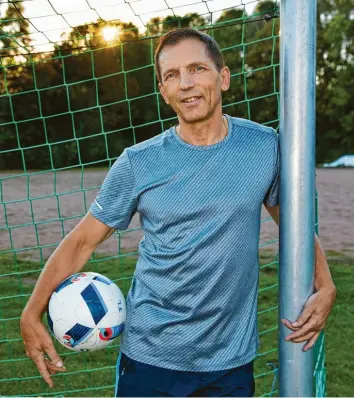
[[89, 114, 279, 372]]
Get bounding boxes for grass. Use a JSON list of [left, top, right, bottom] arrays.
[[0, 249, 352, 397]]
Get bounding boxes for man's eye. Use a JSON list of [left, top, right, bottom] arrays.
[[166, 73, 175, 80], [195, 66, 204, 71]]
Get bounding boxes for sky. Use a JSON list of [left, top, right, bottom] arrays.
[[5, 0, 261, 52]]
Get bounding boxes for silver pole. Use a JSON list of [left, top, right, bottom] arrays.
[[279, 0, 317, 396]]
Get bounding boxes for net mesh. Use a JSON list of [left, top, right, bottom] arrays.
[[0, 0, 325, 396]]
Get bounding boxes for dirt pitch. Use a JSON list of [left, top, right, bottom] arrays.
[[0, 168, 353, 262]]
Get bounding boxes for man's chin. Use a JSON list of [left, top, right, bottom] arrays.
[[177, 110, 210, 124]]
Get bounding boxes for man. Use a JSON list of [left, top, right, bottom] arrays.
[[20, 28, 336, 397]]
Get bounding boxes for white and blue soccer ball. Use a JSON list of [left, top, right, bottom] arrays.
[[47, 272, 126, 352]]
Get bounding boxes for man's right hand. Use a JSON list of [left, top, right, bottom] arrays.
[[20, 312, 67, 388]]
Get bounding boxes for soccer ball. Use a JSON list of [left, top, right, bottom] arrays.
[[47, 272, 126, 352]]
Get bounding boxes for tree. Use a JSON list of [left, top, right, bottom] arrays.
[[0, 1, 353, 169], [316, 0, 354, 163], [0, 0, 30, 61], [0, 1, 35, 169]]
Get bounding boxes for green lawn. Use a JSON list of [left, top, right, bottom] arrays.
[[0, 250, 352, 397]]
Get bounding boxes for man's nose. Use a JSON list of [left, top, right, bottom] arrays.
[[179, 70, 195, 90]]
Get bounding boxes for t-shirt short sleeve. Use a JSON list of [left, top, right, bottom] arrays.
[[89, 149, 137, 230], [263, 131, 280, 207]]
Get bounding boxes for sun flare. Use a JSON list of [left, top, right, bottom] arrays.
[[101, 26, 120, 42]]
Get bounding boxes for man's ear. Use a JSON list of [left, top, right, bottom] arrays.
[[220, 66, 231, 92], [158, 82, 170, 105]]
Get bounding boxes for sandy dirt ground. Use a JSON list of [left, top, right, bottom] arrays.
[[0, 168, 353, 262]]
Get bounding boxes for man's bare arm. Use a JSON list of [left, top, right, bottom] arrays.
[[22, 212, 115, 319], [264, 204, 335, 290], [20, 212, 116, 388], [22, 212, 114, 318], [264, 204, 336, 351]]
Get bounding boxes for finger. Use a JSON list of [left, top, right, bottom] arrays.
[[303, 332, 320, 351], [48, 367, 57, 375], [43, 343, 66, 370], [33, 355, 54, 388], [292, 306, 315, 328], [289, 331, 316, 343], [45, 358, 66, 373], [44, 356, 66, 372], [285, 321, 317, 341], [281, 319, 301, 331]]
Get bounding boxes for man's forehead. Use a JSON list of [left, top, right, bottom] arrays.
[[159, 40, 213, 70]]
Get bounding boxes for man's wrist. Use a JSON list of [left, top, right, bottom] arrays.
[[21, 306, 45, 321], [317, 281, 336, 298]]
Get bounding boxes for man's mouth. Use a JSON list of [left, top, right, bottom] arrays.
[[182, 96, 202, 103]]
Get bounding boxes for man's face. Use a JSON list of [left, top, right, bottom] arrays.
[[158, 39, 230, 124]]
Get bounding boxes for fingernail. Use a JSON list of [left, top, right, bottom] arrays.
[[56, 360, 63, 367], [292, 322, 299, 326]]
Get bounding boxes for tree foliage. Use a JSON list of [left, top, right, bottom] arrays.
[[316, 0, 354, 162], [0, 0, 353, 170]]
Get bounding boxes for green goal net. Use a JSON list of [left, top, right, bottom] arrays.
[[0, 0, 325, 396]]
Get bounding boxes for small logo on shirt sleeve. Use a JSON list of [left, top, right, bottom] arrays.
[[94, 199, 103, 210]]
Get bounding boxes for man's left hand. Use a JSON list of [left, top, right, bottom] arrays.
[[281, 285, 336, 352]]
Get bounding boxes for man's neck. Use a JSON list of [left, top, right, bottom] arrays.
[[176, 114, 228, 146]]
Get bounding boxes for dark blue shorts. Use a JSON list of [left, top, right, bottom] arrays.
[[115, 352, 255, 397]]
